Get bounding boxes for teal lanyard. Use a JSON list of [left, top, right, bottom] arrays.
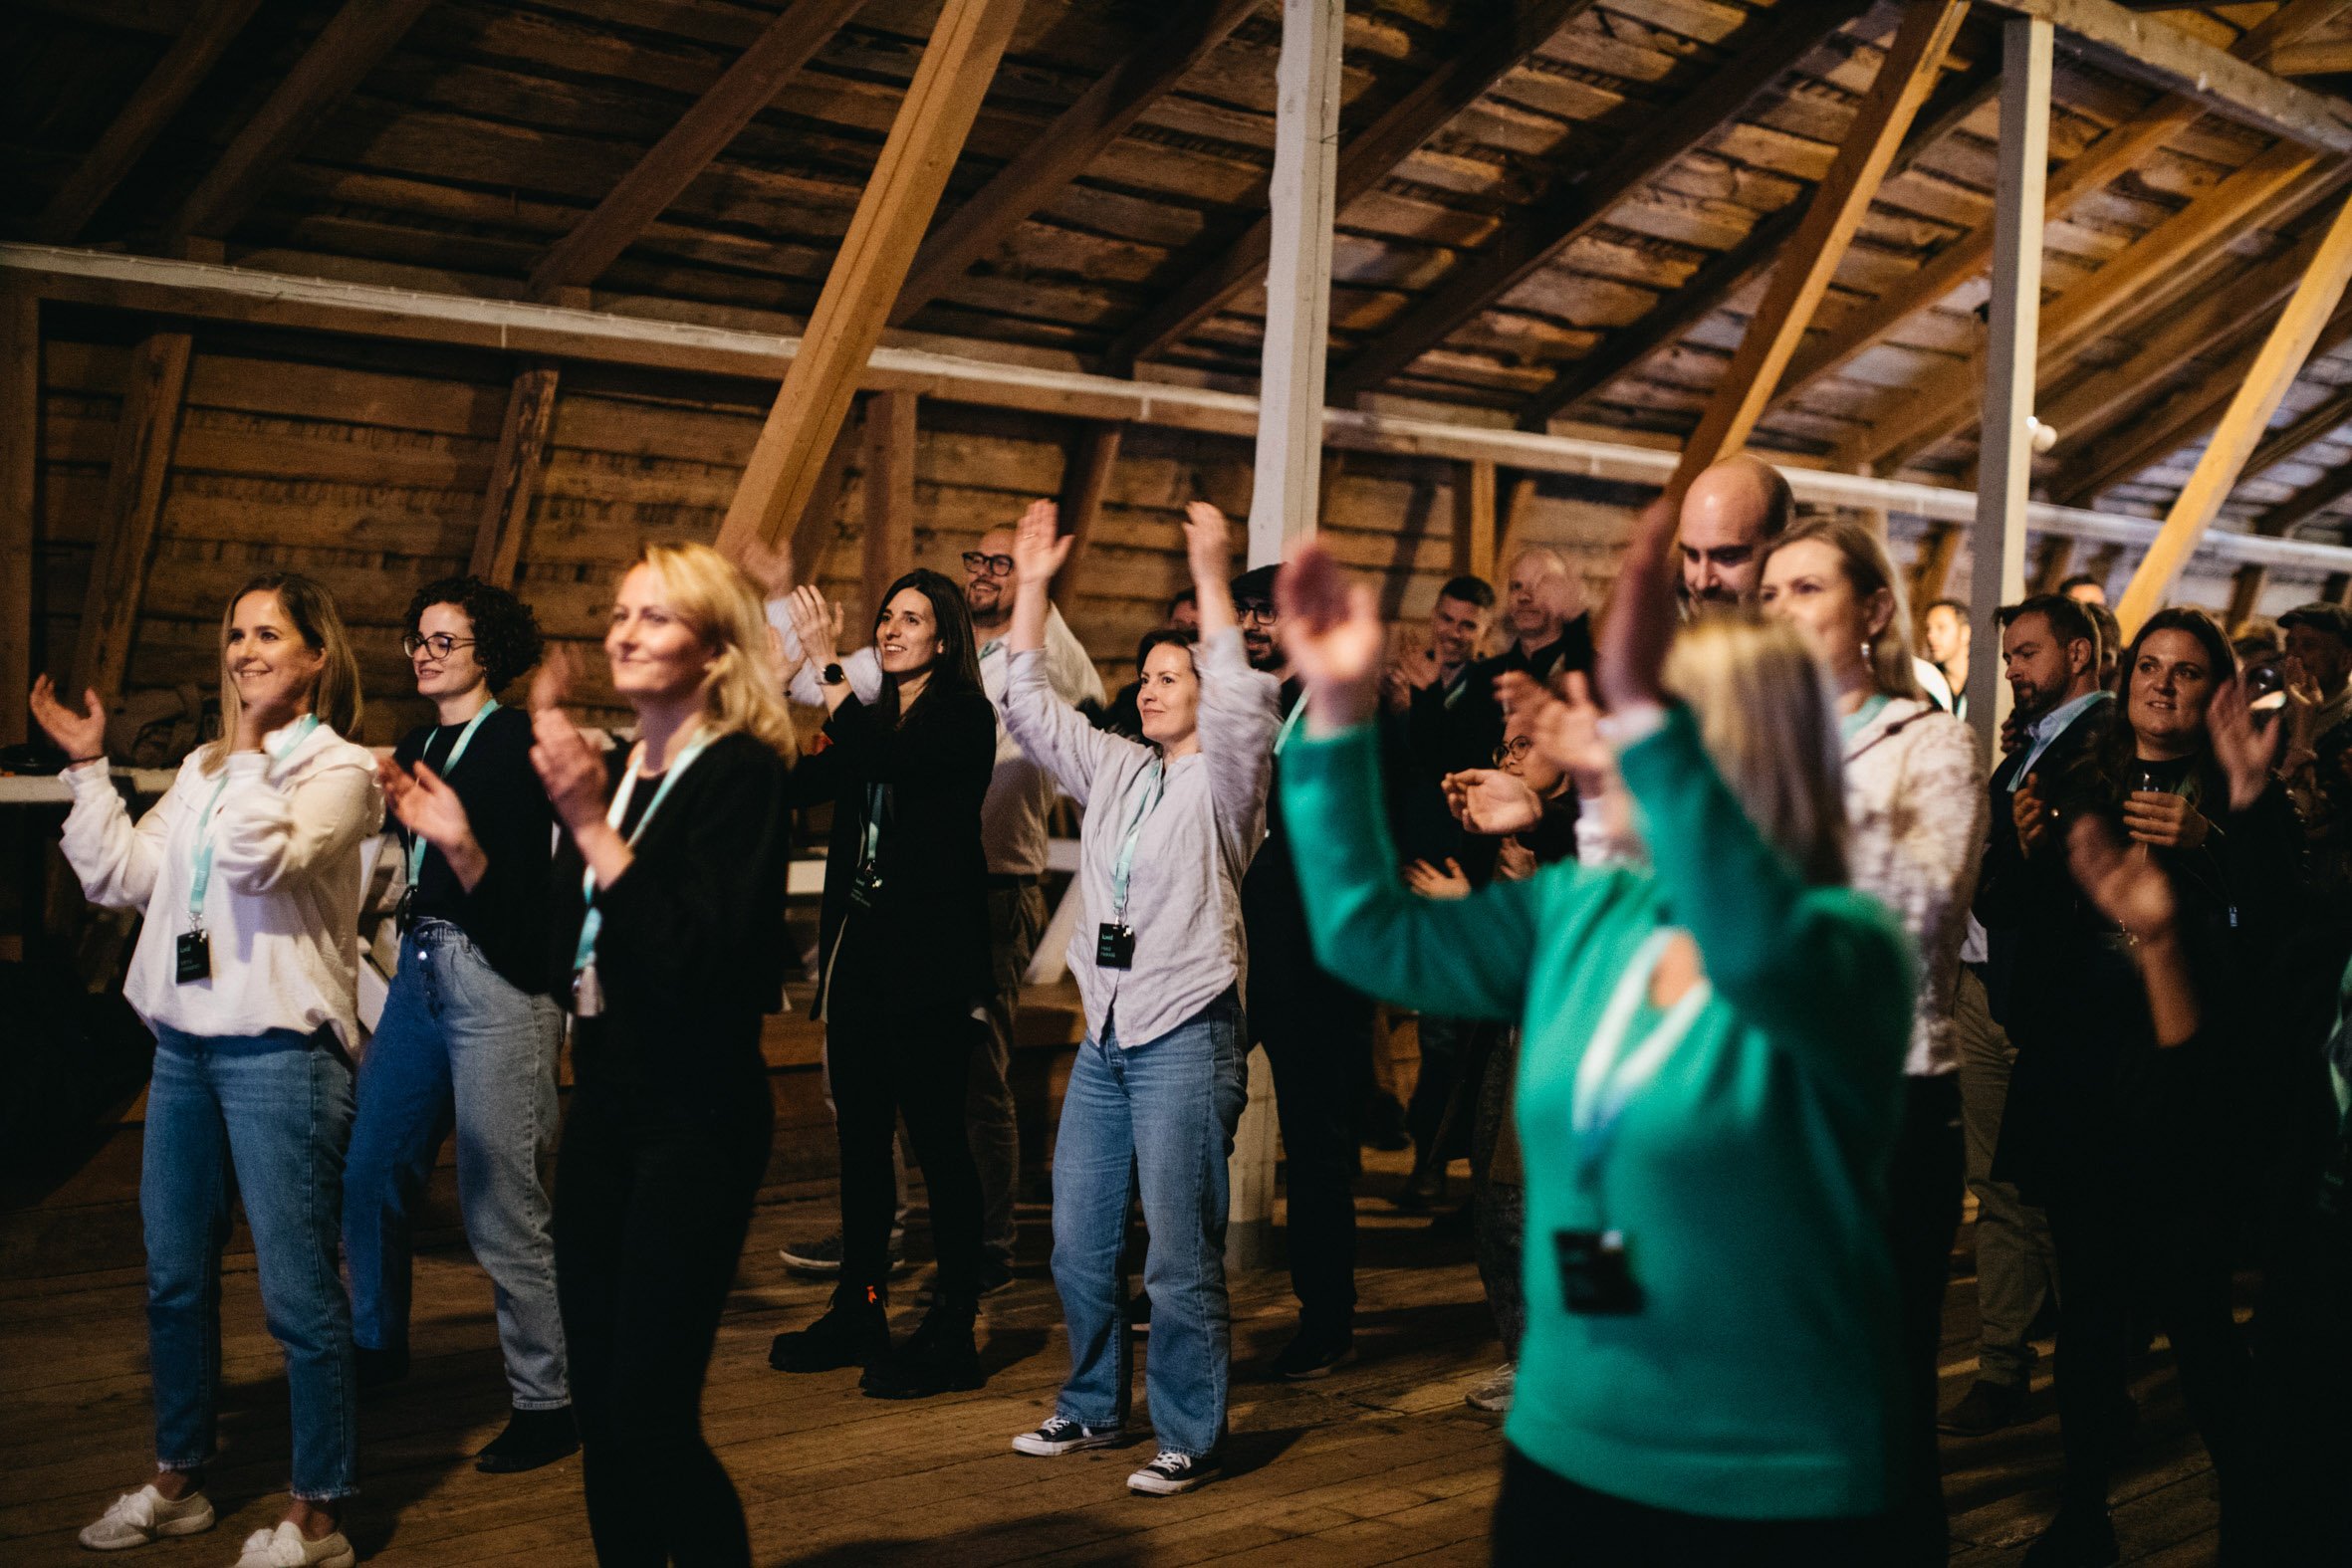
[[404, 699, 498, 890], [1839, 693, 1891, 744], [1109, 759, 1167, 922], [1442, 667, 1470, 710], [188, 715, 318, 931], [572, 733, 712, 976], [1572, 929, 1713, 1196], [979, 637, 1004, 661], [1272, 693, 1308, 757]]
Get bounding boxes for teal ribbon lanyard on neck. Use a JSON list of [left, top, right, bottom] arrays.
[[1109, 759, 1167, 924], [188, 714, 319, 934], [1571, 928, 1713, 1208], [571, 732, 712, 981], [1272, 692, 1309, 757], [403, 699, 498, 891], [1840, 692, 1892, 744]]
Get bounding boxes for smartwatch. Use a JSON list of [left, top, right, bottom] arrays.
[[821, 663, 846, 687]]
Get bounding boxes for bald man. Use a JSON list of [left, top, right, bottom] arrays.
[[1677, 454, 1795, 609]]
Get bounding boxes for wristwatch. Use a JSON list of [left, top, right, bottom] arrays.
[[821, 663, 846, 687]]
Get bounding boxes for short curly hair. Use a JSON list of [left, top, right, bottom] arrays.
[[403, 575, 545, 693]]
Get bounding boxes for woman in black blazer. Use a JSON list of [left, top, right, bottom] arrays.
[[769, 566, 998, 1400]]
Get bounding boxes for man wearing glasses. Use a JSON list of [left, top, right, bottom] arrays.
[[764, 525, 1103, 1292]]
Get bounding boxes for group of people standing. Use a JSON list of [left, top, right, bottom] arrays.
[[27, 447, 2352, 1566]]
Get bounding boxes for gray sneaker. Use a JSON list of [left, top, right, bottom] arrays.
[[1465, 1362, 1516, 1413]]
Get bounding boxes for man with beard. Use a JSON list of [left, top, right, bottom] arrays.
[[759, 525, 1104, 1291], [1677, 454, 1795, 610]]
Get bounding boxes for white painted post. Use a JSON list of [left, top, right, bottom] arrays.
[[1968, 15, 2051, 762]]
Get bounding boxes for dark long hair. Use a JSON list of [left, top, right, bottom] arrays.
[[873, 567, 983, 722]]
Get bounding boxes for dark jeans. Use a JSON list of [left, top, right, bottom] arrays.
[[1494, 1446, 1886, 1566], [1883, 1074, 1966, 1566], [1472, 1025, 1525, 1355], [555, 1072, 771, 1568], [973, 880, 1046, 1266], [827, 932, 986, 1301], [1254, 970, 1374, 1335]]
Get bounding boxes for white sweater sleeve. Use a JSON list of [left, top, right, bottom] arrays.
[[1196, 628, 1282, 851], [60, 762, 175, 912], [1003, 646, 1134, 807], [210, 754, 385, 896], [767, 597, 883, 706]]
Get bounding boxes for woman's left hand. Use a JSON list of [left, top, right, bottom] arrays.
[[1592, 495, 1679, 714], [529, 648, 609, 837], [2206, 677, 2281, 811], [2123, 789, 2210, 851], [1276, 542, 1384, 731], [2069, 813, 2180, 942], [380, 757, 488, 887], [1403, 857, 1473, 899]]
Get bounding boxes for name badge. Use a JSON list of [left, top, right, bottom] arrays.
[[175, 928, 211, 985], [571, 962, 603, 1017], [1553, 1229, 1643, 1315], [1095, 923, 1136, 971]]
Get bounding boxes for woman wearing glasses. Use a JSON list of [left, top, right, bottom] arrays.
[[345, 577, 579, 1473]]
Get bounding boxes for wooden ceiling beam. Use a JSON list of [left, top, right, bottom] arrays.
[[1328, 0, 1871, 409], [2115, 189, 2352, 634], [1108, 0, 1602, 369], [32, 0, 265, 244], [169, 0, 436, 243], [468, 364, 560, 588], [860, 389, 918, 620], [1052, 420, 1124, 600], [1515, 54, 2001, 429], [2243, 376, 2352, 482], [73, 332, 193, 697], [1662, 0, 1973, 500], [529, 0, 865, 300], [2255, 452, 2352, 535], [2269, 40, 2352, 76], [713, 0, 1027, 559], [786, 414, 860, 588], [891, 0, 1259, 329]]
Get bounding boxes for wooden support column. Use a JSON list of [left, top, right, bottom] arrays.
[[788, 416, 860, 588], [1493, 472, 1540, 583], [1248, 0, 1344, 569], [713, 0, 1026, 561], [1910, 522, 1965, 606], [2029, 535, 2075, 595], [2117, 190, 2352, 637], [1661, 0, 1969, 504], [469, 364, 560, 587], [2325, 569, 2352, 606], [1052, 422, 1123, 602], [73, 332, 193, 698], [2225, 563, 2270, 630], [1452, 459, 1498, 581], [0, 294, 36, 745], [860, 390, 918, 622], [1971, 14, 2052, 758], [531, 0, 864, 298]]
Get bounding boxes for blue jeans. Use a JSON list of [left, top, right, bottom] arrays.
[[1049, 991, 1247, 1457], [344, 920, 569, 1408], [146, 1025, 356, 1500]]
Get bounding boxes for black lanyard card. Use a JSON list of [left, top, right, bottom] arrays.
[[175, 929, 211, 984], [1554, 1228, 1643, 1315], [1096, 922, 1136, 970]]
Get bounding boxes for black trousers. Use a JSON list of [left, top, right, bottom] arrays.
[[1253, 969, 1374, 1335], [555, 1072, 771, 1568], [1494, 1446, 1886, 1566], [826, 932, 986, 1302], [1882, 1074, 1966, 1567]]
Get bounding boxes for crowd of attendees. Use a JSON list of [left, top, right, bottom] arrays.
[[24, 458, 2352, 1566]]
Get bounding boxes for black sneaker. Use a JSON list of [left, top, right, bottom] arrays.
[[1011, 1415, 1126, 1456], [1271, 1325, 1355, 1381], [1128, 1449, 1218, 1495], [779, 1232, 906, 1277], [355, 1345, 409, 1391], [917, 1255, 1016, 1304], [1938, 1379, 2027, 1437], [1361, 1093, 1410, 1152], [2020, 1504, 2118, 1568], [860, 1302, 983, 1400], [473, 1406, 580, 1473], [770, 1286, 890, 1373]]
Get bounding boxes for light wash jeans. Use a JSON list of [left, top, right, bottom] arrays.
[[343, 919, 569, 1408], [1049, 990, 1247, 1457], [147, 1024, 356, 1500]]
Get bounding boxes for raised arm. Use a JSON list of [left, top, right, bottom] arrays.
[[37, 677, 173, 910], [1001, 499, 1128, 801]]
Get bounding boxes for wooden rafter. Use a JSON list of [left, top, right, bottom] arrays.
[[1852, 142, 2327, 472], [861, 390, 918, 621], [1516, 56, 2001, 429], [1664, 0, 1972, 499], [1767, 0, 2350, 412], [2243, 377, 2352, 483], [469, 365, 561, 587], [1328, 0, 1871, 408], [787, 415, 860, 586], [713, 0, 1028, 560], [1052, 421, 1123, 601], [1109, 0, 1602, 369], [1453, 459, 1498, 582], [73, 332, 193, 698], [1, 293, 36, 745], [33, 0, 265, 243], [2257, 457, 2352, 536], [891, 0, 1259, 329], [2115, 190, 2352, 635], [529, 0, 865, 300], [1910, 521, 1965, 604], [169, 0, 436, 243]]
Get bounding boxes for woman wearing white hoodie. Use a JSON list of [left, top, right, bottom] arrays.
[[1761, 518, 1985, 1567], [33, 572, 383, 1568]]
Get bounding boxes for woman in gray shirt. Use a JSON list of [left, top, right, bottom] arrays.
[[999, 498, 1280, 1496]]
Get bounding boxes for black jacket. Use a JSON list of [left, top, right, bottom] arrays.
[[394, 704, 553, 995]]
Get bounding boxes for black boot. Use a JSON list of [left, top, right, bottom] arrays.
[[474, 1406, 580, 1473], [355, 1344, 409, 1391], [770, 1283, 890, 1373], [859, 1297, 983, 1400], [2021, 1503, 2119, 1568]]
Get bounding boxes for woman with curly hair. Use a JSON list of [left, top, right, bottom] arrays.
[[344, 575, 580, 1473]]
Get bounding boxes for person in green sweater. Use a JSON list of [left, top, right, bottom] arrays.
[[1274, 494, 1915, 1562]]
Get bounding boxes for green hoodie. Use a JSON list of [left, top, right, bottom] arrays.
[[1280, 706, 1912, 1519]]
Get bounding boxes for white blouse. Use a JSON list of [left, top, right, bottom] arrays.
[[61, 721, 385, 1055]]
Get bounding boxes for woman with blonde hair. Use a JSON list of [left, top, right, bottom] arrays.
[[34, 572, 381, 1567], [408, 541, 797, 1564], [1760, 515, 1985, 1564], [1277, 497, 1913, 1559]]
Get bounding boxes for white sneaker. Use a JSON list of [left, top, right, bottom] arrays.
[[1127, 1449, 1217, 1495], [78, 1484, 216, 1550], [1465, 1362, 1516, 1413], [1011, 1415, 1125, 1456], [230, 1522, 355, 1568]]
